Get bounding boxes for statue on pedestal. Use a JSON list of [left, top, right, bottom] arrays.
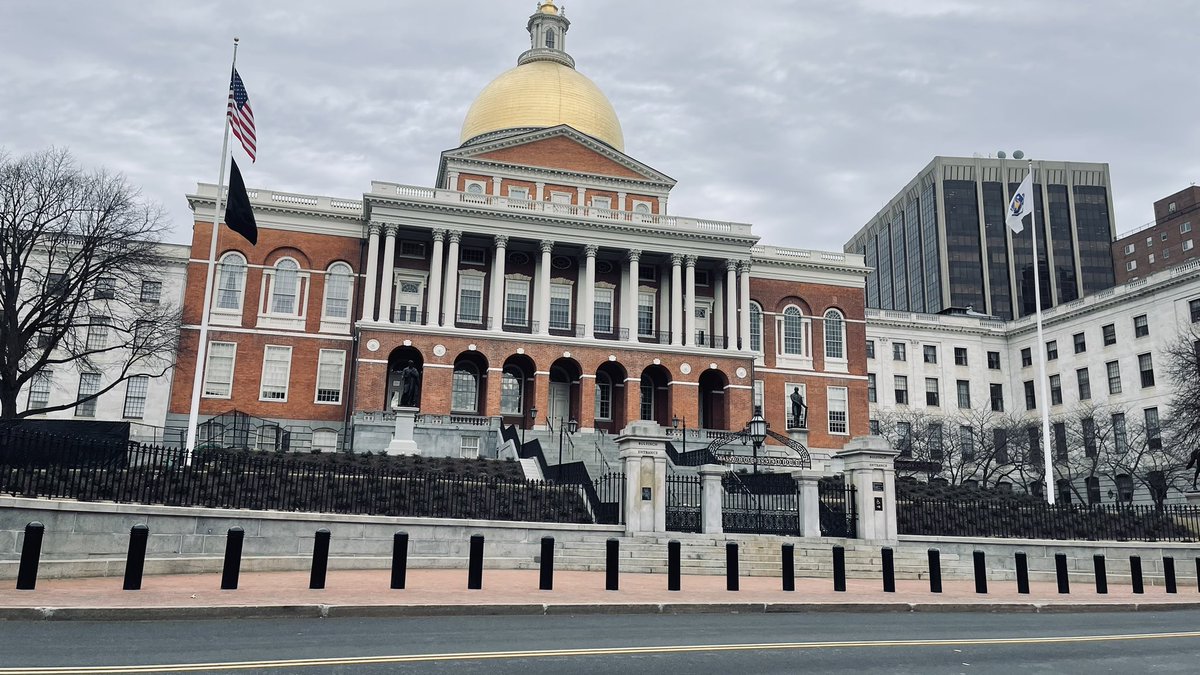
[[789, 387, 807, 429], [399, 360, 422, 408]]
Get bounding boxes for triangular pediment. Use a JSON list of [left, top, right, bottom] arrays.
[[440, 126, 675, 186]]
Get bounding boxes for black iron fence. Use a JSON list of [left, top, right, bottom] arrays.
[[592, 473, 626, 525], [899, 498, 1200, 542], [666, 473, 702, 533], [818, 477, 857, 538], [722, 472, 802, 536]]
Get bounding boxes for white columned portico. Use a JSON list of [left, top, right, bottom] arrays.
[[580, 244, 597, 338], [376, 225, 398, 323], [738, 260, 751, 351], [725, 260, 738, 351], [361, 223, 381, 321], [536, 239, 553, 335], [488, 235, 508, 331], [669, 254, 683, 346], [623, 249, 641, 342], [425, 229, 445, 327], [684, 255, 697, 347], [441, 230, 462, 327]]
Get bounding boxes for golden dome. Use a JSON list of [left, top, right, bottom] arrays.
[[459, 60, 625, 152], [539, 0, 559, 15]]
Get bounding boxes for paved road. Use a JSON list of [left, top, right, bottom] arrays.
[[3, 610, 1200, 674]]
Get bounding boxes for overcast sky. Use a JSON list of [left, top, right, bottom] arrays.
[[3, 1, 1197, 252]]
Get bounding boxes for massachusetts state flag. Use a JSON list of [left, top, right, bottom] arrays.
[[227, 69, 257, 162], [1006, 170, 1034, 233]]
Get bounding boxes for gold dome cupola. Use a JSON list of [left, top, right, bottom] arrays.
[[519, 0, 574, 68]]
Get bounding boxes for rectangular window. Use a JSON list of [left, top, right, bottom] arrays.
[[457, 275, 484, 323], [1145, 407, 1161, 449], [1021, 347, 1032, 367], [1053, 421, 1068, 460], [461, 436, 481, 456], [923, 345, 937, 364], [638, 265, 657, 282], [640, 382, 653, 420], [1024, 380, 1036, 410], [203, 342, 236, 398], [259, 345, 292, 402], [956, 380, 970, 408], [1046, 340, 1058, 361], [1083, 417, 1098, 457], [28, 370, 52, 408], [594, 287, 613, 333], [959, 425, 974, 461], [1183, 221, 1193, 234], [140, 280, 162, 303], [549, 283, 572, 330], [1138, 352, 1155, 387], [316, 349, 346, 403], [867, 373, 877, 403], [460, 247, 486, 266], [75, 372, 101, 417], [994, 428, 1009, 465], [94, 277, 116, 300], [1123, 243, 1135, 255], [954, 347, 968, 366], [1112, 412, 1127, 452], [1077, 367, 1091, 400], [869, 419, 880, 435], [312, 430, 339, 452], [1190, 299, 1200, 323], [1133, 314, 1149, 338], [122, 375, 149, 418], [507, 186, 529, 200], [1106, 360, 1122, 394], [866, 340, 875, 359], [594, 378, 612, 421], [987, 351, 1001, 369], [990, 383, 1004, 412], [1127, 261, 1138, 273], [504, 279, 529, 327], [894, 375, 908, 405], [1102, 323, 1116, 346], [1027, 426, 1041, 465], [46, 272, 67, 298], [86, 316, 109, 350], [637, 291, 655, 337], [398, 240, 426, 259], [1073, 332, 1086, 354], [929, 423, 944, 461], [1186, 239, 1195, 252], [893, 342, 906, 361], [896, 421, 912, 457], [827, 386, 848, 435], [753, 379, 764, 412], [1049, 374, 1062, 405], [925, 377, 939, 406]]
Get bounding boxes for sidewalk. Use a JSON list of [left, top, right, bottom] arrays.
[[3, 568, 1199, 620]]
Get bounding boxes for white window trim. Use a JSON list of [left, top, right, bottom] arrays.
[[504, 276, 531, 327], [827, 385, 849, 435], [212, 253, 248, 326], [257, 258, 310, 331], [637, 288, 657, 337], [319, 262, 354, 334], [775, 307, 813, 370], [784, 382, 807, 429], [464, 180, 487, 196], [549, 280, 574, 330], [259, 344, 293, 403], [507, 186, 530, 200], [314, 349, 346, 405], [594, 373, 612, 421], [456, 270, 486, 324], [593, 285, 615, 333], [631, 200, 652, 222], [822, 309, 848, 373], [392, 270, 428, 324], [202, 341, 237, 399]]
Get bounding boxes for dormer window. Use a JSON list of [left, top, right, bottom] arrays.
[[545, 29, 555, 49]]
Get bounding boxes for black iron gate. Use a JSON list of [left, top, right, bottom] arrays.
[[819, 476, 857, 538], [665, 473, 702, 533], [721, 472, 802, 536]]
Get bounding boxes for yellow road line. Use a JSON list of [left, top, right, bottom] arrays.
[[3, 631, 1200, 674]]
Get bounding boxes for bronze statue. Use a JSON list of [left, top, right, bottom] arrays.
[[789, 387, 807, 428], [399, 360, 422, 408], [1187, 447, 1200, 490]]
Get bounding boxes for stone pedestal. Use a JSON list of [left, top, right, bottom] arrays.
[[840, 435, 900, 542], [699, 464, 725, 534], [1185, 491, 1200, 506], [792, 470, 822, 538], [617, 421, 669, 535], [385, 407, 420, 455], [787, 428, 809, 448]]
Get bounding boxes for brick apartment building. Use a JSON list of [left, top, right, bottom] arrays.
[[1112, 185, 1200, 284]]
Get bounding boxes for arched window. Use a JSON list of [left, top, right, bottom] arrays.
[[466, 182, 484, 194], [452, 362, 479, 413], [215, 253, 246, 310], [782, 306, 803, 355], [595, 372, 612, 421], [322, 262, 353, 320], [823, 309, 844, 360], [749, 302, 763, 352], [500, 366, 523, 415], [270, 258, 300, 314], [545, 29, 555, 49]]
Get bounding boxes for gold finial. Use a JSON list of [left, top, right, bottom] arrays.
[[539, 0, 559, 15]]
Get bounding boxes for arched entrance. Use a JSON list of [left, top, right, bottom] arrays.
[[450, 351, 489, 416], [697, 368, 729, 431], [501, 354, 537, 428], [386, 346, 424, 410], [594, 361, 628, 434], [548, 357, 582, 429], [639, 364, 671, 426]]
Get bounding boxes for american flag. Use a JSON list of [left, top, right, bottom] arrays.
[[227, 69, 256, 162]]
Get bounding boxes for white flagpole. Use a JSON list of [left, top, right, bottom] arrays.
[[1027, 158, 1056, 505], [184, 37, 239, 462]]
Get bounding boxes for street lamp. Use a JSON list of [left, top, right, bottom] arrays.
[[524, 406, 538, 449], [672, 415, 686, 457], [558, 417, 578, 468], [747, 405, 767, 474]]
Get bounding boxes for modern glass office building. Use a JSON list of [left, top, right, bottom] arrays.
[[844, 157, 1116, 320]]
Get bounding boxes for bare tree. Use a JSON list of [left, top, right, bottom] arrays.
[[1163, 325, 1200, 457], [0, 148, 179, 419]]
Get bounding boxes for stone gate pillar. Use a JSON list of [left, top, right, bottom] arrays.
[[617, 421, 668, 535], [699, 464, 724, 534], [792, 469, 822, 538], [840, 436, 899, 542]]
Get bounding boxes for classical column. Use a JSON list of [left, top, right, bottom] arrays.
[[580, 244, 598, 338], [536, 239, 553, 335], [426, 229, 445, 327], [684, 255, 697, 347], [446, 172, 459, 191], [441, 230, 462, 327], [491, 176, 503, 196], [725, 260, 738, 351], [376, 225, 398, 323], [624, 249, 641, 342], [669, 254, 683, 346], [738, 260, 751, 351], [488, 235, 508, 331], [360, 223, 381, 322], [535, 181, 545, 202]]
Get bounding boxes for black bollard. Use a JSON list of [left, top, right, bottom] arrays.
[[1130, 555, 1144, 594], [220, 527, 244, 591], [1015, 551, 1030, 594], [1196, 558, 1199, 594], [123, 524, 149, 591], [539, 536, 555, 591], [833, 545, 846, 592], [1055, 553, 1070, 594], [668, 540, 681, 591], [782, 544, 795, 592], [467, 534, 484, 590], [882, 547, 895, 593], [1094, 554, 1108, 594], [1164, 557, 1177, 594], [391, 531, 409, 590], [725, 542, 739, 592], [15, 522, 45, 591], [310, 528, 330, 590], [605, 538, 619, 591], [972, 550, 987, 594], [927, 548, 942, 594]]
